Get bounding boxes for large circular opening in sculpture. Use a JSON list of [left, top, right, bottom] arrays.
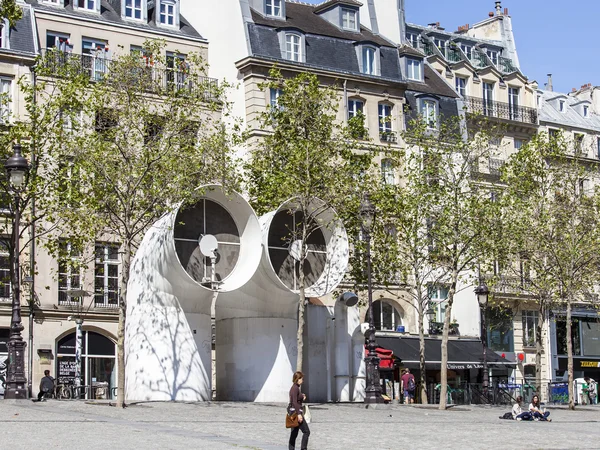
[[267, 209, 327, 290], [173, 199, 241, 286]]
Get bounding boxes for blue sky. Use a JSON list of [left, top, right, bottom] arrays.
[[301, 0, 600, 93]]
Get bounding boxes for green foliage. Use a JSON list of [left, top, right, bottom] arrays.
[[0, 0, 22, 28]]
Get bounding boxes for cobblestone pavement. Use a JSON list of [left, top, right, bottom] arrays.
[[1, 400, 598, 449]]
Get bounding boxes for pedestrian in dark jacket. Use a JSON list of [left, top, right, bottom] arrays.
[[37, 370, 55, 401], [289, 371, 310, 450]]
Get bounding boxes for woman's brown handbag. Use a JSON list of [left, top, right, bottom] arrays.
[[286, 412, 299, 428]]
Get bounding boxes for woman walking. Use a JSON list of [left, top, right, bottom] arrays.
[[289, 371, 310, 450]]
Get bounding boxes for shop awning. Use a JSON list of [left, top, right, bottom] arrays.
[[376, 335, 515, 370]]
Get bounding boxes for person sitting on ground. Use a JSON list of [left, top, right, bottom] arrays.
[[529, 394, 551, 421], [512, 396, 532, 421], [37, 370, 55, 402]]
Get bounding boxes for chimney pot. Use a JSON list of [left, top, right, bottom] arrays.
[[489, 12, 494, 17], [504, 8, 508, 15], [547, 74, 553, 92], [572, 88, 576, 92]]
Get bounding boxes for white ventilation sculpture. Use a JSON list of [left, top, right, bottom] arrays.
[[125, 185, 261, 401], [216, 197, 349, 402]]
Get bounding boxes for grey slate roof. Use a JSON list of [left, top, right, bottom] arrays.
[[407, 65, 458, 98], [7, 6, 36, 55], [251, 2, 395, 47], [24, 0, 203, 41], [539, 90, 600, 133]]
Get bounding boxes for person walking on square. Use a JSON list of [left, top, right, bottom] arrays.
[[289, 371, 310, 450], [37, 370, 55, 401], [529, 394, 551, 421], [401, 368, 415, 404]]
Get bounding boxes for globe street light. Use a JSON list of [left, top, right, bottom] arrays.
[[4, 143, 30, 399], [474, 281, 490, 390], [360, 192, 383, 404]]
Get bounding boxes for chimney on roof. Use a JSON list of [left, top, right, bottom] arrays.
[[495, 1, 502, 15], [572, 88, 577, 93], [547, 74, 553, 92], [504, 8, 509, 15], [489, 12, 494, 17]]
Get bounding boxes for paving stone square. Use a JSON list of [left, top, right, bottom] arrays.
[[1, 400, 598, 449]]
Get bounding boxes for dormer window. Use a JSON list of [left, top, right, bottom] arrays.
[[42, 0, 63, 4], [359, 45, 379, 76], [75, 0, 98, 11], [125, 0, 144, 20], [341, 8, 358, 31], [285, 33, 302, 62], [486, 49, 498, 65], [266, 0, 282, 17], [559, 100, 565, 112], [406, 58, 422, 81], [460, 43, 472, 60], [583, 105, 589, 118], [406, 32, 419, 48], [159, 0, 177, 26]]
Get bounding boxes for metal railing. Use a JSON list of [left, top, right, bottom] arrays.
[[471, 49, 488, 68], [498, 56, 516, 74], [446, 47, 462, 63], [420, 42, 435, 56], [464, 96, 537, 125], [40, 49, 219, 101], [484, 274, 533, 295], [427, 382, 524, 405]]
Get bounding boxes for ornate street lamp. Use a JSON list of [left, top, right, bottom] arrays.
[[4, 143, 30, 399], [474, 281, 490, 389], [426, 306, 436, 335], [360, 192, 383, 404]]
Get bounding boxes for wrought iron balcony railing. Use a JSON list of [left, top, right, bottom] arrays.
[[446, 47, 463, 63], [464, 96, 537, 125], [498, 56, 516, 74], [471, 49, 488, 69], [40, 49, 219, 101]]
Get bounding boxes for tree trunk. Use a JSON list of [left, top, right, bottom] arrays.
[[535, 299, 544, 400], [417, 287, 427, 404], [116, 241, 131, 408], [439, 273, 457, 410], [295, 219, 308, 373], [566, 298, 574, 410]]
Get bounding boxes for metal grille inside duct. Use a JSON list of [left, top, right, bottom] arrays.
[[267, 210, 327, 290], [174, 199, 240, 285]]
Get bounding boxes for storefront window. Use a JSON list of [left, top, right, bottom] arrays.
[[582, 320, 600, 356], [556, 319, 581, 356]]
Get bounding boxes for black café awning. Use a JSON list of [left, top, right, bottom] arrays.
[[377, 336, 514, 370]]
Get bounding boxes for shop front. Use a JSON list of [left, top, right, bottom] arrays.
[[56, 329, 117, 399], [377, 335, 513, 403]]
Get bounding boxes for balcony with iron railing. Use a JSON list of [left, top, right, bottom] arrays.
[[498, 56, 516, 74], [40, 49, 219, 101], [471, 49, 488, 69], [484, 274, 533, 296], [446, 47, 463, 63], [463, 96, 537, 125]]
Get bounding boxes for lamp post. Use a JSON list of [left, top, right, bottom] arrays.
[[4, 143, 30, 399], [474, 281, 489, 389], [360, 192, 383, 404], [426, 306, 436, 335]]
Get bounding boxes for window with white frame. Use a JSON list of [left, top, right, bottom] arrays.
[[265, 0, 282, 17], [0, 78, 11, 123], [58, 241, 82, 305], [514, 138, 523, 150], [0, 21, 7, 50], [483, 82, 494, 116], [508, 87, 519, 120], [406, 32, 419, 48], [378, 103, 392, 135], [341, 8, 358, 31], [269, 87, 283, 109], [381, 159, 395, 185], [370, 299, 402, 331], [42, 0, 62, 3], [433, 38, 446, 57], [348, 99, 364, 119], [285, 33, 301, 62], [361, 46, 376, 75], [406, 58, 422, 81], [460, 43, 472, 60], [159, 0, 176, 25], [455, 76, 467, 96], [0, 239, 10, 301], [125, 0, 143, 20], [46, 32, 73, 52], [522, 310, 538, 347], [428, 285, 448, 323], [75, 0, 96, 11], [95, 243, 119, 307], [166, 51, 187, 90], [82, 38, 108, 81], [486, 49, 498, 65], [421, 98, 438, 130]]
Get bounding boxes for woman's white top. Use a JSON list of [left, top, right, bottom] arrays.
[[512, 404, 522, 418]]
